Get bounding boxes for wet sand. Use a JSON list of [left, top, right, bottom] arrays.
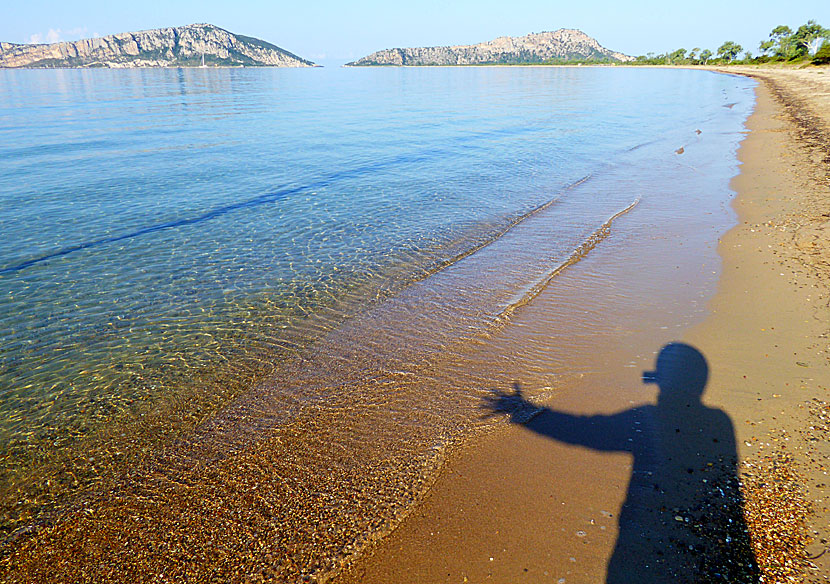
[[0, 67, 824, 583], [335, 67, 830, 583]]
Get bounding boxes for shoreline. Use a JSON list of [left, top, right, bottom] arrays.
[[686, 68, 830, 579], [334, 68, 830, 582], [1, 66, 824, 582]]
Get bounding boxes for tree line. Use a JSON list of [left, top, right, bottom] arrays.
[[632, 20, 830, 66]]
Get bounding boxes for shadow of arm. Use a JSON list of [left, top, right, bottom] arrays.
[[483, 384, 634, 452]]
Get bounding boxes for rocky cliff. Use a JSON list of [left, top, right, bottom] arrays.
[[0, 24, 315, 68], [347, 29, 633, 66]]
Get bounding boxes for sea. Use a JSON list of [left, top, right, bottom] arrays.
[[0, 66, 755, 580]]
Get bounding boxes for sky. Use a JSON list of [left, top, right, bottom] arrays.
[[4, 0, 829, 65]]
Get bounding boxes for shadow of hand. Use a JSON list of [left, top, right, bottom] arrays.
[[481, 383, 538, 422]]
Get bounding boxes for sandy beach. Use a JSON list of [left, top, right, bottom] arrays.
[[335, 66, 830, 583], [0, 65, 826, 584]]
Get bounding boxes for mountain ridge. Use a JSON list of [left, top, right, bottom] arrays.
[[0, 24, 315, 68], [347, 29, 633, 66]]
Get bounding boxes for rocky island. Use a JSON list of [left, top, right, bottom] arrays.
[[0, 23, 315, 68], [346, 29, 633, 66]]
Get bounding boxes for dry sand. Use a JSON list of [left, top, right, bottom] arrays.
[[334, 66, 830, 583]]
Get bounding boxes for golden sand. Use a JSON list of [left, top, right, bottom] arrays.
[[335, 66, 830, 583], [2, 65, 827, 584]]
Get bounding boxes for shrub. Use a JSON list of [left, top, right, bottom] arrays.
[[812, 42, 830, 65]]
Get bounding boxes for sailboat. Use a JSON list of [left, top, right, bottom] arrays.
[[200, 52, 207, 68]]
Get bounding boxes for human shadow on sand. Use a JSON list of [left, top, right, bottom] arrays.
[[484, 342, 759, 583]]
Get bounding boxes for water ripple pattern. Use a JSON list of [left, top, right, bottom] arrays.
[[0, 67, 756, 544]]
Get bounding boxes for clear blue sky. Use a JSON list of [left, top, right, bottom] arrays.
[[4, 0, 829, 64]]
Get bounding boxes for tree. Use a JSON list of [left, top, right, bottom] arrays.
[[742, 51, 753, 61], [717, 41, 743, 62], [670, 48, 687, 64], [689, 47, 701, 61], [769, 25, 795, 59], [700, 49, 713, 65], [758, 40, 775, 56], [813, 41, 830, 64], [791, 20, 829, 57]]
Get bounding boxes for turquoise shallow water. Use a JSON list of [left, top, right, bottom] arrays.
[[0, 67, 754, 544]]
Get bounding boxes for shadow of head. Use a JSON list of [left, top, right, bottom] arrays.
[[643, 342, 708, 405]]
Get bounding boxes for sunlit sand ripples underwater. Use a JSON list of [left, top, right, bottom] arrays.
[[0, 66, 754, 578]]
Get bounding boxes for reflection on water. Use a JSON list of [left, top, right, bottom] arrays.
[[0, 66, 754, 574]]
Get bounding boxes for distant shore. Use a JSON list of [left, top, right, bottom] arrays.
[[334, 65, 830, 582]]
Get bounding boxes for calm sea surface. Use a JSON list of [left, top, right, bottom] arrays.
[[0, 66, 754, 577]]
